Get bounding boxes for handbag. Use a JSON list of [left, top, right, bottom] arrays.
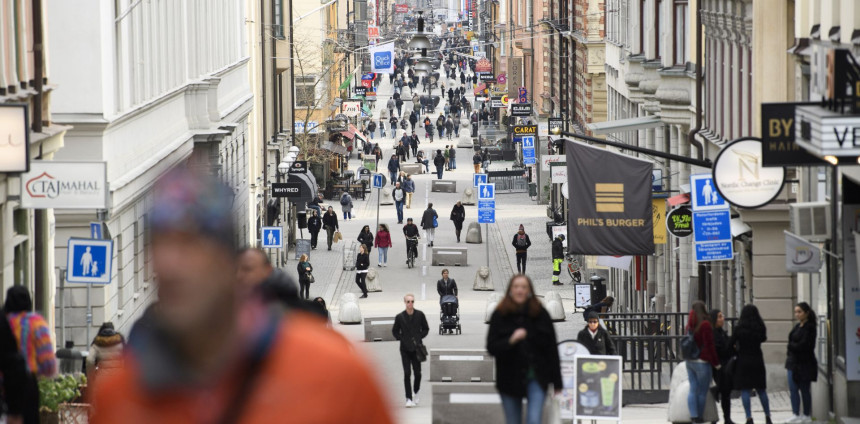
[[681, 329, 701, 360], [333, 231, 342, 243], [306, 272, 315, 284], [432, 216, 438, 228], [413, 337, 428, 362]]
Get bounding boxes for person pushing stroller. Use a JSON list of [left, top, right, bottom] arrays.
[[437, 269, 458, 334]]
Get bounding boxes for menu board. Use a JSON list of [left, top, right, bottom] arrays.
[[573, 355, 622, 421], [574, 284, 591, 308], [556, 341, 591, 420]]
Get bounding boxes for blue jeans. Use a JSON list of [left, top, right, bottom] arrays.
[[395, 200, 404, 222], [500, 379, 546, 424], [686, 361, 712, 419], [787, 370, 812, 416], [389, 171, 397, 185], [436, 166, 443, 179], [343, 210, 352, 220], [741, 389, 771, 418], [450, 157, 456, 169], [378, 247, 389, 264]]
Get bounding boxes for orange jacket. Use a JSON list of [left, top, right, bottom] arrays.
[[89, 314, 394, 424]]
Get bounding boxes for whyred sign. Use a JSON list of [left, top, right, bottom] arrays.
[[395, 4, 408, 13]]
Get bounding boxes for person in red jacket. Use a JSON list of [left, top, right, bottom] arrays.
[[374, 224, 393, 267], [686, 300, 720, 423]]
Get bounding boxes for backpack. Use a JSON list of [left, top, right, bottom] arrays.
[[516, 235, 528, 248], [680, 329, 701, 360], [340, 195, 350, 206]]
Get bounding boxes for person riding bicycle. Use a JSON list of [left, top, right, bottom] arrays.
[[552, 234, 565, 286], [403, 218, 421, 264]]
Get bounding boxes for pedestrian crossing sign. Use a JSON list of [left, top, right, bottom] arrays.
[[66, 238, 114, 284], [373, 173, 386, 189], [261, 227, 283, 248], [473, 173, 488, 187], [478, 183, 495, 200], [690, 174, 727, 211]]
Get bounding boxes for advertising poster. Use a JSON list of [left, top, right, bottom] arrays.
[[574, 355, 623, 421], [574, 284, 592, 308], [557, 341, 591, 420]]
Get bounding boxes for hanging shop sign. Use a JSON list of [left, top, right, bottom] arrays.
[[342, 101, 361, 116], [20, 161, 108, 209], [508, 57, 523, 98], [478, 72, 495, 82], [652, 199, 667, 244], [511, 103, 533, 117], [475, 57, 492, 73], [288, 161, 308, 174], [784, 230, 822, 273], [760, 102, 823, 167], [796, 104, 860, 157], [354, 86, 367, 96], [712, 137, 786, 209], [271, 183, 303, 198], [666, 206, 693, 238], [395, 4, 408, 12], [490, 96, 504, 108], [0, 104, 30, 173], [549, 117, 564, 135], [497, 74, 507, 85], [512, 125, 538, 136]]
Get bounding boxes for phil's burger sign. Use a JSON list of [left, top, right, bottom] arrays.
[[20, 162, 108, 209]]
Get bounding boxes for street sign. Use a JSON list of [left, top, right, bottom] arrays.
[[271, 183, 303, 198], [373, 173, 386, 189], [261, 226, 283, 248], [521, 136, 535, 148], [473, 173, 488, 187], [690, 174, 727, 211], [90, 222, 102, 240], [695, 240, 734, 262], [478, 183, 495, 200], [693, 210, 733, 261], [66, 238, 113, 284], [522, 136, 536, 165], [478, 208, 496, 224], [478, 200, 495, 209]]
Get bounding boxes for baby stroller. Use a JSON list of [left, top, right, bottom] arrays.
[[439, 295, 461, 335]]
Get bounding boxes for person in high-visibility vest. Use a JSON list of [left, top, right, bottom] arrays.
[[552, 234, 565, 285]]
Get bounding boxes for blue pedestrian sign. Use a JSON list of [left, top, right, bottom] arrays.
[[522, 136, 536, 165], [473, 173, 488, 187], [521, 136, 535, 148], [261, 226, 283, 248], [693, 210, 733, 262], [90, 222, 102, 239], [690, 174, 727, 211], [478, 208, 496, 224], [372, 173, 386, 189], [478, 183, 495, 200], [66, 238, 113, 284], [695, 241, 733, 262], [478, 200, 495, 209]]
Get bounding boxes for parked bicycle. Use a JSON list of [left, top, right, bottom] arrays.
[[566, 252, 583, 283]]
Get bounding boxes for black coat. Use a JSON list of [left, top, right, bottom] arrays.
[[552, 238, 564, 259], [393, 310, 429, 352], [713, 326, 733, 366], [512, 234, 532, 252], [730, 325, 768, 389], [433, 154, 445, 167], [322, 212, 338, 230], [307, 215, 322, 233], [450, 204, 465, 228], [356, 252, 370, 271], [785, 322, 818, 382], [576, 326, 617, 355], [357, 231, 374, 249], [437, 278, 458, 298], [487, 306, 562, 397], [420, 208, 438, 230]]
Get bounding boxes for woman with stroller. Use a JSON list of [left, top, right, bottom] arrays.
[[437, 269, 458, 333]]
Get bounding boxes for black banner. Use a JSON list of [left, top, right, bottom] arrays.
[[566, 140, 655, 255], [760, 103, 823, 166], [271, 183, 304, 198], [666, 206, 693, 238], [288, 161, 308, 174], [511, 103, 532, 117]]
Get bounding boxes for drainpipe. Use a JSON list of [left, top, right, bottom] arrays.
[[686, 0, 704, 161], [261, 0, 269, 228]]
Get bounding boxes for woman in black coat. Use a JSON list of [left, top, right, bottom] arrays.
[[450, 201, 465, 242], [354, 244, 370, 298], [576, 311, 616, 355], [731, 305, 772, 424], [785, 302, 817, 421], [357, 225, 374, 255], [486, 275, 562, 424], [710, 309, 735, 424], [307, 209, 322, 249]]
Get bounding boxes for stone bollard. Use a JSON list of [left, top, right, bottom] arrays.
[[473, 266, 493, 291], [484, 293, 503, 323], [366, 268, 382, 292], [543, 290, 566, 322], [380, 187, 393, 205], [338, 293, 362, 324], [461, 187, 476, 205], [465, 222, 482, 243]]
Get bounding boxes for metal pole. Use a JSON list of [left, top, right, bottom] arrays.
[[85, 283, 92, 345], [376, 187, 380, 234], [58, 268, 65, 346], [485, 223, 489, 269]]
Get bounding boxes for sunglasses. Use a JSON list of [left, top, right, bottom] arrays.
[[588, 320, 599, 324]]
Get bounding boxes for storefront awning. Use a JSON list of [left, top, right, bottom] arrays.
[[667, 193, 690, 207], [286, 171, 318, 203], [586, 115, 662, 135], [322, 141, 348, 155], [340, 131, 355, 139]]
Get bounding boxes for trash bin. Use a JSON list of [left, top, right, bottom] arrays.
[[528, 182, 538, 197]]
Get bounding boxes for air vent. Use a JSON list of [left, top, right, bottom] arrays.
[[789, 202, 830, 241]]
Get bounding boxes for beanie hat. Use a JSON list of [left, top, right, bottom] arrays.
[[518, 224, 525, 231], [585, 311, 600, 321]]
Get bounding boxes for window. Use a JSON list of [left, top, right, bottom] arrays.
[[655, 0, 662, 59], [273, 0, 285, 39], [295, 75, 317, 108], [673, 0, 688, 65]]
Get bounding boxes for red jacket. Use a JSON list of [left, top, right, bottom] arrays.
[[690, 320, 720, 367], [374, 230, 392, 248]]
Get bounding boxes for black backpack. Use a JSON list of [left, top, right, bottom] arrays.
[[681, 329, 701, 360]]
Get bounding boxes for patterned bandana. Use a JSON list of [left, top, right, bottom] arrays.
[[149, 168, 235, 247]]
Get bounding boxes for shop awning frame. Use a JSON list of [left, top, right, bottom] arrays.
[[586, 115, 663, 135]]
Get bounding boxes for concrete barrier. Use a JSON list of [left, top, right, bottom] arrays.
[[432, 247, 468, 266], [465, 222, 482, 243], [431, 383, 505, 424], [484, 293, 503, 323], [473, 266, 493, 291], [338, 293, 362, 324], [363, 317, 397, 342], [461, 186, 477, 205], [431, 180, 457, 193], [380, 187, 393, 205], [457, 138, 475, 149], [366, 268, 382, 292], [401, 163, 423, 175], [429, 349, 495, 382], [543, 290, 566, 321]]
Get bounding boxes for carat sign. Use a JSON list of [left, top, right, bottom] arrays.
[[712, 137, 785, 209], [21, 161, 108, 209]]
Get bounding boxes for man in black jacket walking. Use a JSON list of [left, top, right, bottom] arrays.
[[576, 311, 617, 355], [392, 294, 429, 408], [420, 203, 439, 247]]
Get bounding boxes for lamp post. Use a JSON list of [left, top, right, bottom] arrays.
[[278, 156, 295, 267]]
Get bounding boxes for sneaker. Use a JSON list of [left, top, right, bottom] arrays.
[[783, 416, 802, 424], [800, 416, 812, 424], [413, 394, 420, 405], [405, 399, 415, 408], [360, 294, 368, 298]]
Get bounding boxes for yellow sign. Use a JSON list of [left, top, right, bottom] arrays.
[[652, 199, 667, 244], [501, 95, 510, 105]]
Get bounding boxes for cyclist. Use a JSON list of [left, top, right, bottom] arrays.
[[403, 218, 421, 266], [552, 234, 565, 286]]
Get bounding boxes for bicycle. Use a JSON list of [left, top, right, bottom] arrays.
[[406, 236, 419, 268], [566, 252, 583, 283]]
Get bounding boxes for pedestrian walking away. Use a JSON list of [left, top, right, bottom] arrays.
[[307, 209, 322, 249], [512, 224, 532, 274], [357, 225, 374, 255], [392, 294, 430, 408], [685, 301, 721, 424], [486, 275, 562, 424], [482, 149, 491, 171], [388, 154, 400, 185], [710, 308, 735, 424], [448, 145, 457, 169], [731, 304, 772, 424], [86, 322, 125, 383], [339, 191, 354, 220], [297, 254, 313, 300], [551, 234, 565, 285], [443, 145, 450, 170], [450, 201, 465, 242], [403, 174, 415, 209], [355, 244, 370, 298], [393, 182, 406, 224], [323, 206, 339, 250], [375, 224, 393, 267], [576, 311, 617, 355], [436, 269, 459, 322], [473, 150, 483, 173], [433, 150, 446, 179], [420, 203, 439, 247], [785, 302, 817, 424]]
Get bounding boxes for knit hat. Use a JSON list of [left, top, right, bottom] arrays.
[[585, 311, 600, 321], [518, 224, 524, 231]]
